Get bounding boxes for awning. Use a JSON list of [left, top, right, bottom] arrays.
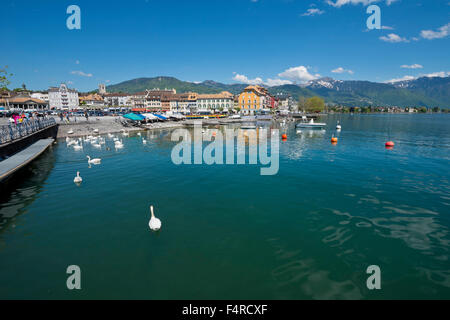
[[142, 113, 158, 120], [122, 113, 145, 121], [153, 114, 167, 120]]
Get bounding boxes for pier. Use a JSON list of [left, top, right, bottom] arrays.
[[0, 138, 54, 182], [0, 118, 58, 182]]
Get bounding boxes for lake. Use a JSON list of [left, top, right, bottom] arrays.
[[0, 114, 449, 299]]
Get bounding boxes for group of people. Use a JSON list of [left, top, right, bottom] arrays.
[[8, 112, 46, 125], [58, 111, 89, 123]]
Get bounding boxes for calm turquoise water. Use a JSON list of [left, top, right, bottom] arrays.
[[1, 114, 449, 299]]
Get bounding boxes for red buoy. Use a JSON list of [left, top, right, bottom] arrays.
[[385, 141, 395, 147], [282, 134, 287, 140]]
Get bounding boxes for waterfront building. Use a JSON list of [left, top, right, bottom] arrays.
[[275, 93, 294, 111], [48, 83, 79, 110], [170, 92, 198, 113], [79, 93, 105, 108], [197, 91, 234, 113], [0, 92, 48, 111], [31, 92, 49, 103], [238, 85, 272, 115], [104, 93, 131, 107], [129, 92, 147, 109]]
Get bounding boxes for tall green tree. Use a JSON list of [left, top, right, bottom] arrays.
[[0, 66, 13, 90], [305, 96, 325, 113], [297, 96, 307, 112]]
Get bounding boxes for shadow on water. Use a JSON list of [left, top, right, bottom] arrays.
[[0, 147, 55, 232]]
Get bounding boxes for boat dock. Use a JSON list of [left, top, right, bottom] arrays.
[[0, 138, 54, 182]]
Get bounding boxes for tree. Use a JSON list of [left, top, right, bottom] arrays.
[[0, 66, 13, 90], [297, 96, 307, 112], [305, 96, 325, 113]]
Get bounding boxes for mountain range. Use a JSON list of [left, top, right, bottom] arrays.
[[106, 76, 450, 108]]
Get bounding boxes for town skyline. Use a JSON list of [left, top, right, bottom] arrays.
[[1, 0, 449, 91]]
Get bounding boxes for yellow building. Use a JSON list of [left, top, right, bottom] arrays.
[[238, 85, 269, 115]]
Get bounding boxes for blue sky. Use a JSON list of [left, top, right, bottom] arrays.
[[1, 0, 449, 91]]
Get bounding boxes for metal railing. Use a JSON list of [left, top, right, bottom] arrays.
[[0, 118, 56, 145]]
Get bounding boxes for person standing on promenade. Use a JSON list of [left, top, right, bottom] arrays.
[[85, 111, 89, 122]]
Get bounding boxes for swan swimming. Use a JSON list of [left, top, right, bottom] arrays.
[[86, 156, 101, 164], [73, 144, 83, 150], [142, 139, 147, 144], [148, 205, 161, 231], [74, 171, 82, 183]]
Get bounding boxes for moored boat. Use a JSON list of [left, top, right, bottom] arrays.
[[295, 116, 326, 129]]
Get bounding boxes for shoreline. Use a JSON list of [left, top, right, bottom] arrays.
[[55, 116, 187, 138]]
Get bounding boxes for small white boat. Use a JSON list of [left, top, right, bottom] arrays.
[[241, 124, 256, 130], [296, 117, 326, 129]]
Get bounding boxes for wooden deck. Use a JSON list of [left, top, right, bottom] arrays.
[[0, 138, 54, 182]]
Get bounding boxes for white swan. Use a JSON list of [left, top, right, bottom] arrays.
[[87, 156, 101, 164], [73, 144, 83, 150], [142, 139, 147, 144], [74, 171, 82, 183], [336, 121, 342, 130], [92, 143, 101, 148], [137, 132, 141, 136], [148, 205, 161, 231]]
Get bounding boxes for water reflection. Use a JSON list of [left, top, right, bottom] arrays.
[[0, 148, 55, 232]]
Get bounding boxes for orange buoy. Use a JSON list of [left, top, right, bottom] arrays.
[[282, 134, 287, 140], [331, 137, 338, 143], [385, 141, 395, 147]]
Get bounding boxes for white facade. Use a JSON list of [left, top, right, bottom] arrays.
[[48, 83, 79, 110], [197, 92, 234, 112], [31, 92, 49, 102], [104, 94, 131, 107]]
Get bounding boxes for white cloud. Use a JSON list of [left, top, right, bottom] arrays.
[[301, 8, 325, 16], [265, 78, 293, 86], [75, 60, 80, 64], [385, 71, 450, 83], [327, 0, 398, 7], [71, 70, 93, 77], [331, 67, 354, 74], [278, 66, 320, 83], [232, 73, 264, 85], [400, 64, 423, 69], [232, 73, 293, 87], [379, 33, 409, 43], [420, 23, 450, 40]]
